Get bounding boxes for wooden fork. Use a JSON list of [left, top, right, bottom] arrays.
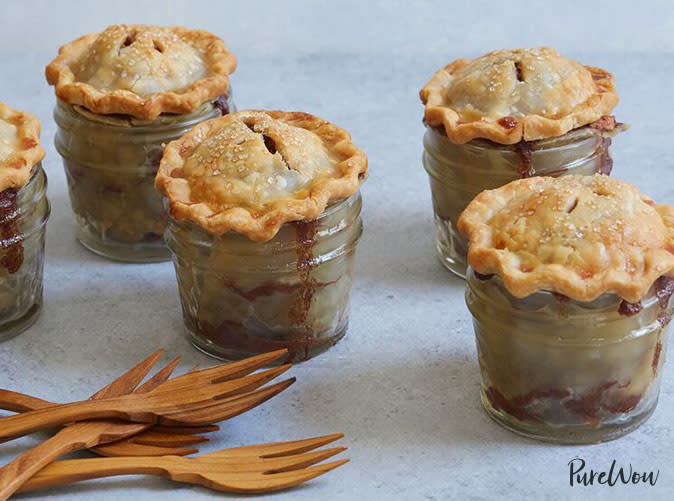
[[0, 350, 294, 500], [18, 434, 349, 495], [0, 350, 182, 500], [0, 355, 212, 456], [0, 349, 292, 441], [0, 359, 214, 457]]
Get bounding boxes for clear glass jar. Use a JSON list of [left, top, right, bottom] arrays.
[[53, 94, 234, 262], [165, 193, 363, 363], [423, 126, 613, 278], [0, 164, 50, 341], [465, 268, 673, 444]]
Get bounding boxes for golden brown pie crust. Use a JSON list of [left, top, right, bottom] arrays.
[[458, 175, 674, 302], [420, 47, 619, 145], [0, 102, 46, 192], [45, 25, 236, 120], [156, 110, 368, 242]]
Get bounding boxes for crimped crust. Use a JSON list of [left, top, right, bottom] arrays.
[[458, 175, 674, 302], [0, 102, 46, 192], [156, 110, 368, 242], [46, 25, 236, 120], [420, 47, 619, 145]]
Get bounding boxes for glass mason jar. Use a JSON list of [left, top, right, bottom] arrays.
[[165, 193, 363, 363], [465, 268, 673, 444], [0, 164, 50, 341], [422, 126, 613, 278], [53, 94, 234, 262]]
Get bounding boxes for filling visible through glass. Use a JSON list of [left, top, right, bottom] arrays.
[[54, 94, 232, 260], [467, 271, 673, 440], [0, 167, 49, 337], [423, 118, 622, 277], [168, 195, 362, 362]]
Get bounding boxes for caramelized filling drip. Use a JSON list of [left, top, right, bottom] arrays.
[[213, 95, 230, 116], [514, 141, 535, 178], [289, 220, 320, 360]]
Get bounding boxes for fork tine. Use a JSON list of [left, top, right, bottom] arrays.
[[259, 447, 348, 473], [210, 364, 292, 400], [152, 364, 292, 399], [90, 349, 165, 400], [150, 424, 219, 435], [178, 350, 288, 384], [204, 433, 345, 459], [93, 441, 199, 457], [209, 350, 288, 381], [135, 357, 181, 393], [160, 378, 296, 426], [200, 459, 349, 493], [194, 447, 347, 473], [132, 431, 210, 448]]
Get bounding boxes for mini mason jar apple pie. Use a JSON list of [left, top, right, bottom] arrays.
[[0, 102, 50, 341], [458, 175, 674, 444], [420, 47, 625, 278], [156, 110, 368, 362], [46, 24, 237, 262]]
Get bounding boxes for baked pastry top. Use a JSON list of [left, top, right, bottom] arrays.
[[458, 175, 674, 302], [46, 24, 236, 120], [0, 102, 46, 192], [156, 110, 368, 242], [420, 47, 618, 145]]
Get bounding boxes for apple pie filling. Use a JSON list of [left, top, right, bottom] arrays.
[[165, 194, 362, 362], [423, 122, 619, 277], [53, 98, 231, 261], [0, 166, 50, 340], [466, 270, 672, 443], [0, 103, 49, 340]]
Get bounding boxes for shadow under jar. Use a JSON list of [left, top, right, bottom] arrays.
[[466, 269, 673, 445], [422, 126, 614, 278], [166, 194, 363, 363], [0, 165, 50, 341], [53, 96, 233, 262]]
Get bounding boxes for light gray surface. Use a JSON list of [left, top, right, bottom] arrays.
[[1, 2, 674, 500]]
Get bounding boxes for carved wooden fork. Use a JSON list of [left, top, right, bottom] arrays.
[[0, 349, 293, 441], [0, 349, 288, 456], [0, 352, 212, 456], [18, 434, 349, 495], [0, 349, 294, 500]]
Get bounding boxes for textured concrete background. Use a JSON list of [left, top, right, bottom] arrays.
[[1, 0, 673, 55], [0, 1, 673, 500]]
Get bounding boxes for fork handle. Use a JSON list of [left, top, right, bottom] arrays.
[[0, 426, 89, 500], [0, 390, 52, 413], [0, 400, 151, 441], [17, 457, 176, 493]]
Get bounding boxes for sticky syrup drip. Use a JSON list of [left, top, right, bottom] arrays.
[[289, 220, 320, 360]]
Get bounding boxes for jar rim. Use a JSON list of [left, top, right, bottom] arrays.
[[55, 91, 231, 131], [425, 123, 602, 152], [167, 191, 362, 236], [465, 266, 662, 314]]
